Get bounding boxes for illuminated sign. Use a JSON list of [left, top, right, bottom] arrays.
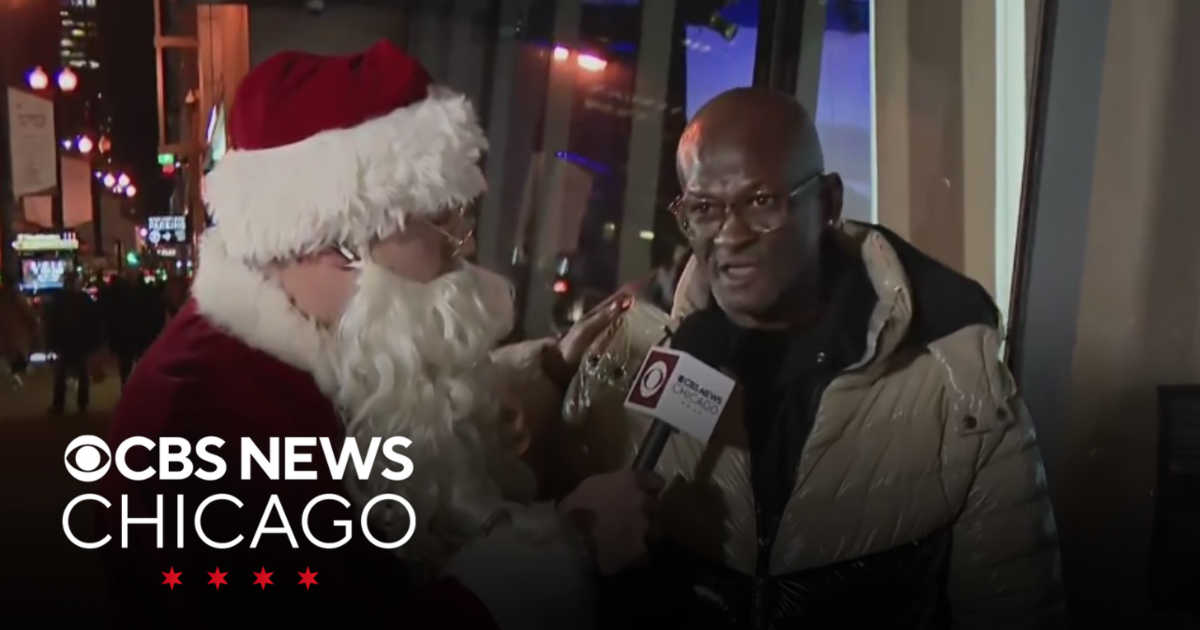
[[206, 104, 227, 165], [13, 232, 79, 252], [146, 215, 187, 246], [156, 247, 178, 257]]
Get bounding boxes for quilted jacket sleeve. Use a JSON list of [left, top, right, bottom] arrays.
[[947, 371, 1066, 629], [670, 255, 708, 321]]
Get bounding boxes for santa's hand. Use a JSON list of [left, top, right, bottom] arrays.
[[557, 291, 632, 369], [558, 469, 664, 575], [490, 338, 558, 387], [490, 291, 631, 392]]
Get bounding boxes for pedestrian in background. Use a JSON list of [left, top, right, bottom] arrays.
[[100, 269, 163, 386], [43, 272, 102, 415], [0, 270, 37, 388]]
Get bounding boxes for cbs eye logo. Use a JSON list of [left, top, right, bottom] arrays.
[[64, 435, 111, 482], [638, 360, 670, 398]]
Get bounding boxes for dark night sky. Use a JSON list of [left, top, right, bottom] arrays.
[[100, 0, 166, 220]]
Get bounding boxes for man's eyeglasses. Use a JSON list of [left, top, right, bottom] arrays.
[[333, 201, 477, 267], [669, 173, 823, 240]]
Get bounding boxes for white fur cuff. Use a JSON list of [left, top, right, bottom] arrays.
[[443, 507, 597, 630]]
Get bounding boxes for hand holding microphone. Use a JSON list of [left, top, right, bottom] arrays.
[[557, 347, 735, 580], [558, 469, 664, 575], [555, 341, 735, 576]]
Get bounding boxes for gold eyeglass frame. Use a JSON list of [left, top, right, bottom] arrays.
[[333, 202, 476, 267], [669, 173, 823, 239]]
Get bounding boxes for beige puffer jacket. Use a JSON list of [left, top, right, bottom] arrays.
[[555, 222, 1062, 628]]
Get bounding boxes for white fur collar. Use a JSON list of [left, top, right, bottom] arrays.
[[191, 231, 338, 394]]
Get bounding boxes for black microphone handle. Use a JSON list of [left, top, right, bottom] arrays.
[[632, 419, 674, 472]]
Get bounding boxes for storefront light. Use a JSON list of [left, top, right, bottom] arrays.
[[577, 54, 607, 72]]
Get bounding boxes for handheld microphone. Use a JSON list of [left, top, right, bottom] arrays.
[[624, 347, 736, 471]]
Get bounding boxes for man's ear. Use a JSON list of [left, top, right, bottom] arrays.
[[823, 172, 844, 225]]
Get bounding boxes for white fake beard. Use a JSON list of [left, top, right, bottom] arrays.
[[330, 259, 537, 571]]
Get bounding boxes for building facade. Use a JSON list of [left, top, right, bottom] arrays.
[[57, 0, 112, 160]]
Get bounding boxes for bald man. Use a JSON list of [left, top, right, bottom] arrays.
[[574, 88, 1064, 628]]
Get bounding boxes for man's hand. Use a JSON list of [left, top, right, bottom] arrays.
[[558, 470, 664, 575]]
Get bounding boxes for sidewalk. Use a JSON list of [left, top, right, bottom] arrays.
[[0, 365, 113, 625], [0, 362, 122, 421]]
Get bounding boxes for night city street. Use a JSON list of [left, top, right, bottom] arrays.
[[3, 0, 1200, 627], [0, 366, 116, 621]]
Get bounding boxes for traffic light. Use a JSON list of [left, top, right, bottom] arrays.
[[125, 251, 139, 266]]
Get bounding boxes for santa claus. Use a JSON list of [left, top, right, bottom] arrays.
[[98, 41, 660, 628]]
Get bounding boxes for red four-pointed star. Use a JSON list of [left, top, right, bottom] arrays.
[[252, 567, 274, 590], [161, 567, 182, 590], [207, 567, 228, 590], [297, 567, 318, 590]]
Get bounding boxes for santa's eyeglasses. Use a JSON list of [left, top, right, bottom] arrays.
[[428, 201, 476, 257], [333, 202, 477, 267]]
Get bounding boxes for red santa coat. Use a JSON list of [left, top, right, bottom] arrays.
[[98, 300, 499, 628], [124, 41, 602, 629]]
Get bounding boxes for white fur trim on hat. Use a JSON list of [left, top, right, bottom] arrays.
[[191, 231, 338, 394], [203, 87, 488, 265]]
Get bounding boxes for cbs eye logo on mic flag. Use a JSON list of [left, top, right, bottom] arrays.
[[629, 348, 680, 407]]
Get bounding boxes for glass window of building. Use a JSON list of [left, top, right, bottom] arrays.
[[808, 0, 1034, 334], [401, 0, 770, 336], [182, 0, 1035, 338]]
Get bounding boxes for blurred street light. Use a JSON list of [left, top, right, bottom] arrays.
[[553, 46, 569, 61], [76, 135, 93, 154], [125, 185, 137, 198], [577, 54, 607, 73], [102, 173, 116, 188], [117, 173, 130, 188], [56, 68, 78, 93], [26, 67, 49, 90]]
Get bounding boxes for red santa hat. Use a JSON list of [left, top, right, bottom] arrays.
[[203, 41, 488, 264]]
